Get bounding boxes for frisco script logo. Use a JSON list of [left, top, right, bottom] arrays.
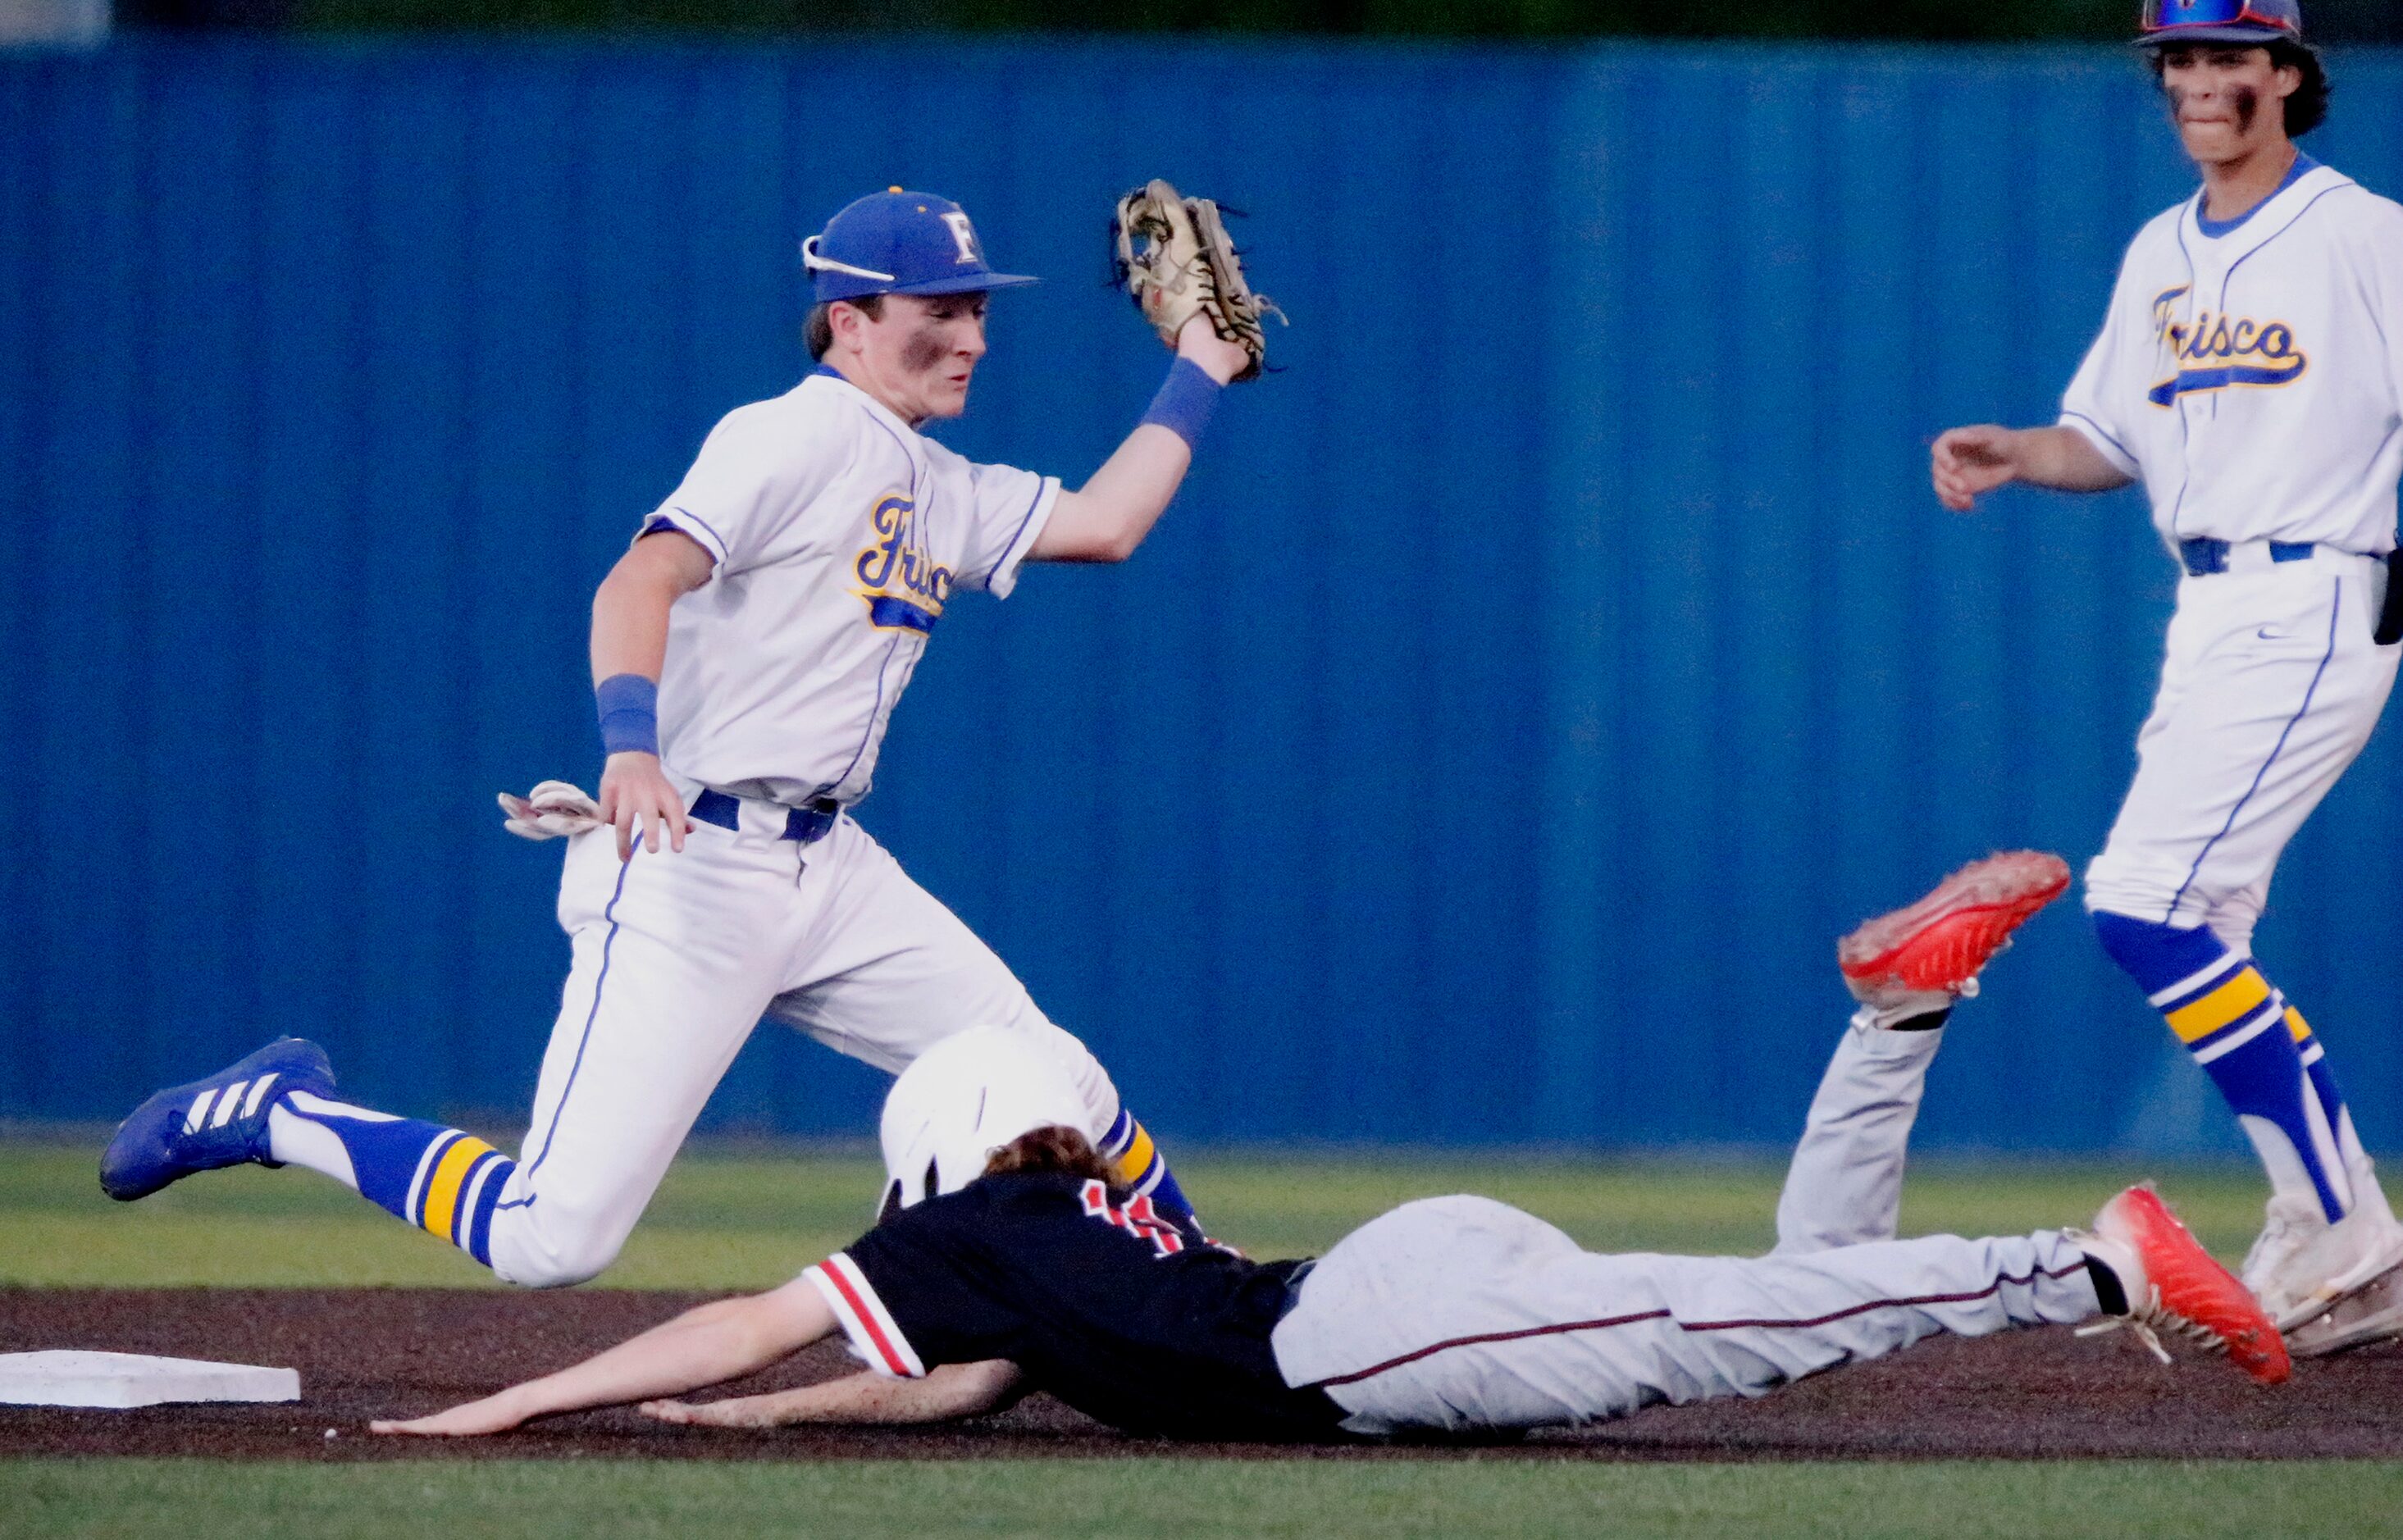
[[2148, 285, 2309, 405], [853, 493, 952, 634]]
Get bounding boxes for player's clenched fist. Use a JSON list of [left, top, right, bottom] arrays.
[[1932, 422, 2131, 512], [1931, 425, 2023, 512], [599, 749, 691, 861]]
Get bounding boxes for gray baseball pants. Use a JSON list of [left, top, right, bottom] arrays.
[[1269, 1023, 2101, 1436]]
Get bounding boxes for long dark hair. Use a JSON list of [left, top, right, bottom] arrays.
[[2274, 41, 2332, 137]]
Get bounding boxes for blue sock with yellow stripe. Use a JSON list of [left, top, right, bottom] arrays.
[[1097, 1108, 1197, 1226], [266, 1091, 513, 1268], [2094, 910, 2353, 1221]]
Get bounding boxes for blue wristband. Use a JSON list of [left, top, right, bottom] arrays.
[[1139, 357, 1222, 450], [595, 673, 659, 757]]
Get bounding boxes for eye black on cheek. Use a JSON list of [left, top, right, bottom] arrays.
[[900, 326, 947, 373]]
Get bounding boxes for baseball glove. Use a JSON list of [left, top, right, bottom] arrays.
[[1112, 180, 1281, 383]]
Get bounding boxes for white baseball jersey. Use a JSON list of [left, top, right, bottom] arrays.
[[641, 368, 1060, 806], [2059, 156, 2403, 556]]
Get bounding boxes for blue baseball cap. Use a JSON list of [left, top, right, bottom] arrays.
[[801, 189, 1038, 304], [2136, 0, 2303, 47]]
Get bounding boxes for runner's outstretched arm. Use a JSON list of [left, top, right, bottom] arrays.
[[371, 1278, 832, 1437], [642, 1360, 1026, 1428]]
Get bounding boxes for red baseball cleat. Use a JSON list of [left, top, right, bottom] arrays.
[[2072, 1184, 2291, 1386], [1838, 850, 2072, 1010]]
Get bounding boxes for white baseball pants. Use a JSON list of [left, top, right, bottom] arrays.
[[1270, 1025, 2098, 1436], [483, 809, 1116, 1287], [2086, 554, 2398, 950]]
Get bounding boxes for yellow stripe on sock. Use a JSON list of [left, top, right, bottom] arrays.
[[1110, 1123, 1157, 1189], [2165, 968, 2271, 1043], [2286, 1005, 2315, 1046], [420, 1137, 496, 1242]]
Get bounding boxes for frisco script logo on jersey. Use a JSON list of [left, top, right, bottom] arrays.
[[854, 492, 954, 633], [2147, 285, 2310, 405]]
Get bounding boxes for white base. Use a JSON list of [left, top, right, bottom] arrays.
[[0, 1351, 301, 1409]]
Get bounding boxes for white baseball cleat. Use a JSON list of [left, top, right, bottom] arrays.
[[2240, 1191, 2325, 1299], [2287, 1263, 2403, 1357], [2250, 1200, 2403, 1335]]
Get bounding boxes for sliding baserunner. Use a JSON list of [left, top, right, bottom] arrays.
[[374, 853, 2287, 1443]]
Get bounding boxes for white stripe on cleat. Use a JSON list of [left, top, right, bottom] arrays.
[[240, 1073, 280, 1119]]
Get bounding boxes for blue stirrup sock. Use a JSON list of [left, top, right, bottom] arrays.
[[1098, 1107, 1197, 1226], [2093, 910, 2354, 1221], [267, 1091, 514, 1268]]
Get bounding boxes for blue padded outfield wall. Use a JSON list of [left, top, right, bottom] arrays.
[[6, 39, 2403, 1154]]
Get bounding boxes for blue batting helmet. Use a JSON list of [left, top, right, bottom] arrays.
[[2136, 0, 2303, 47]]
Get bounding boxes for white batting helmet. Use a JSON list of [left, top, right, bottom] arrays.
[[878, 1024, 1093, 1221]]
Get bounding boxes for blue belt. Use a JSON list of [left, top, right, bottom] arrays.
[[2179, 537, 2323, 577], [689, 789, 840, 845]]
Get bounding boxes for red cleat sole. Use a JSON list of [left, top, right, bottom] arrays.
[[1839, 850, 2072, 996]]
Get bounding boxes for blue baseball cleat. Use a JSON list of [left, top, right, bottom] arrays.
[[98, 1037, 335, 1201]]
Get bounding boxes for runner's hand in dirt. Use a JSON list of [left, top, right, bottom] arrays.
[[372, 1389, 534, 1437]]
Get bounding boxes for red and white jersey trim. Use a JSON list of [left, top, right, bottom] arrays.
[[803, 1253, 927, 1379]]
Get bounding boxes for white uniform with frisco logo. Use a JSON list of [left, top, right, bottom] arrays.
[[2063, 157, 2403, 947], [484, 367, 1120, 1288]]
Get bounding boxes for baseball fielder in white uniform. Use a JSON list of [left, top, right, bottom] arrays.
[[1931, 0, 2403, 1352], [369, 853, 2287, 1444], [101, 187, 1251, 1287]]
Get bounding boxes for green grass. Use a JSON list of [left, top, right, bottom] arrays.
[[0, 1137, 2273, 1289], [11, 1457, 2403, 1539]]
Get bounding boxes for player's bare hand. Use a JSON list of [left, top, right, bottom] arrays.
[[370, 1392, 529, 1437], [640, 1392, 808, 1428], [1931, 426, 2022, 512], [1176, 313, 1252, 386], [598, 750, 689, 861]]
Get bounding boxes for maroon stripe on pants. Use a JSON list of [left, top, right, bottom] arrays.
[[1306, 1259, 2091, 1389]]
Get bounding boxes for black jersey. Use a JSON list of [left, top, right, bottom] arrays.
[[805, 1171, 1347, 1442]]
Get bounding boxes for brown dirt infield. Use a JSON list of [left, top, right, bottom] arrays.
[[4, 1287, 2400, 1462]]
